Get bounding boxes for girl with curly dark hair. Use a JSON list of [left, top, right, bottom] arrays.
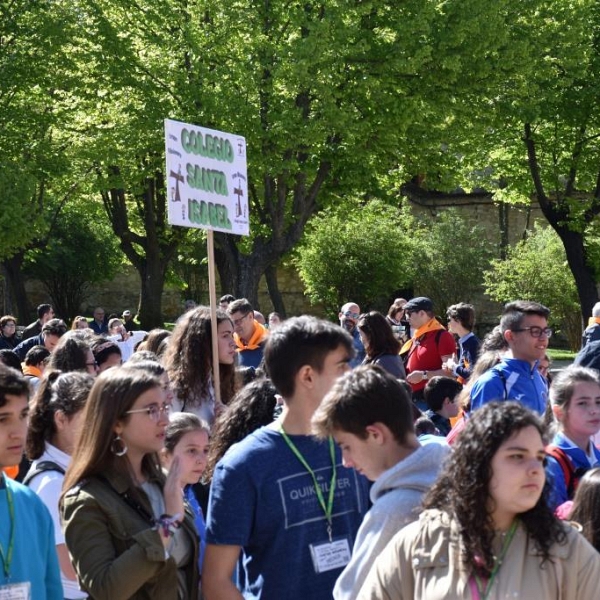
[[358, 401, 600, 599], [164, 306, 237, 426], [204, 377, 277, 481]]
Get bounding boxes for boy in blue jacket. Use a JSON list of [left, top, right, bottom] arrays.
[[0, 364, 62, 599]]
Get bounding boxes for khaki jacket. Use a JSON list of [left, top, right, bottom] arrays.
[[358, 509, 600, 600], [62, 468, 199, 600]]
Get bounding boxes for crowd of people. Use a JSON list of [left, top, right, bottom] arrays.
[[2, 295, 600, 599]]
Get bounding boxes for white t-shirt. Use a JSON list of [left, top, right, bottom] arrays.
[[108, 330, 147, 363], [27, 443, 87, 599]]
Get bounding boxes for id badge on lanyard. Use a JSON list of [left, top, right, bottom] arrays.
[[279, 427, 352, 573], [309, 537, 351, 573], [0, 582, 31, 600]]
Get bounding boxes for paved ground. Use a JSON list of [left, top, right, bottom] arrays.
[[550, 359, 573, 374]]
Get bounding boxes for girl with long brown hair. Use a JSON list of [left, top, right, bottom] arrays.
[[60, 367, 199, 600], [164, 306, 237, 425]]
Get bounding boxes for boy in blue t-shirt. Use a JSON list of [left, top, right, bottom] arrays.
[[203, 316, 370, 600], [0, 365, 63, 599]]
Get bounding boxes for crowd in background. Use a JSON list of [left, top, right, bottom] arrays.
[[1, 295, 600, 599]]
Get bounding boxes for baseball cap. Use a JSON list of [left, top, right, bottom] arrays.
[[403, 297, 434, 313]]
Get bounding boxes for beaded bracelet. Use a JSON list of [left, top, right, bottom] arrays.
[[155, 513, 182, 538]]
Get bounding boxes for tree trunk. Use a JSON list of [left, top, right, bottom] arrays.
[[236, 254, 267, 310], [498, 202, 509, 260], [554, 226, 598, 328], [523, 123, 599, 332], [265, 264, 286, 317], [2, 252, 31, 323], [138, 258, 168, 329]]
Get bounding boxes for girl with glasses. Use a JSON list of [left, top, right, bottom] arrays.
[[60, 367, 200, 600], [546, 366, 600, 512], [358, 401, 600, 599], [0, 315, 18, 349]]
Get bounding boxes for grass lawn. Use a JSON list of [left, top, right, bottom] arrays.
[[547, 348, 576, 362]]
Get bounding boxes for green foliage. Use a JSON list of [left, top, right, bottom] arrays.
[[484, 225, 581, 350], [294, 201, 417, 316], [167, 232, 209, 303], [23, 202, 122, 320], [411, 209, 496, 314], [0, 0, 79, 258]]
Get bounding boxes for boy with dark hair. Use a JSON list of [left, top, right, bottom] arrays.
[[14, 318, 68, 361], [0, 364, 62, 598], [21, 303, 55, 341], [445, 302, 480, 382], [423, 376, 462, 436], [470, 300, 551, 414], [312, 365, 449, 600], [203, 316, 369, 600], [227, 298, 268, 368]]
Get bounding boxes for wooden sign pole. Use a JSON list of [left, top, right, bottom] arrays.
[[207, 230, 221, 404]]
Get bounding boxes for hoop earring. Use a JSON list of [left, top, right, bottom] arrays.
[[111, 435, 128, 457]]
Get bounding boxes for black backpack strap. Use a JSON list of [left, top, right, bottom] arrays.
[[22, 460, 66, 487]]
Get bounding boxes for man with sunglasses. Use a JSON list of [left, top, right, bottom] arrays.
[[338, 302, 365, 368], [470, 300, 551, 415]]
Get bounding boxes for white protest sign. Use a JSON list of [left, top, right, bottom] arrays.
[[165, 118, 249, 235]]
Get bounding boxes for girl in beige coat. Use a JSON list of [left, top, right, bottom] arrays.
[[358, 401, 600, 600]]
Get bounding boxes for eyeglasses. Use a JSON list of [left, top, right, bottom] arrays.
[[126, 403, 171, 422], [511, 326, 553, 339], [343, 311, 360, 320], [3, 323, 15, 328], [232, 313, 250, 327]]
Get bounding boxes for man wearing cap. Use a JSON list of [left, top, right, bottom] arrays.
[[122, 309, 138, 332], [339, 302, 365, 368], [400, 297, 456, 411]]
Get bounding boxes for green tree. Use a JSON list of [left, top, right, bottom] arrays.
[[23, 203, 122, 321], [454, 0, 600, 324], [0, 0, 82, 320], [62, 0, 522, 320], [294, 201, 417, 316], [483, 225, 581, 350], [412, 208, 495, 314]]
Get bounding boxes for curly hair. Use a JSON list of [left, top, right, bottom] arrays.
[[164, 306, 236, 408], [424, 401, 566, 577], [205, 377, 277, 481]]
